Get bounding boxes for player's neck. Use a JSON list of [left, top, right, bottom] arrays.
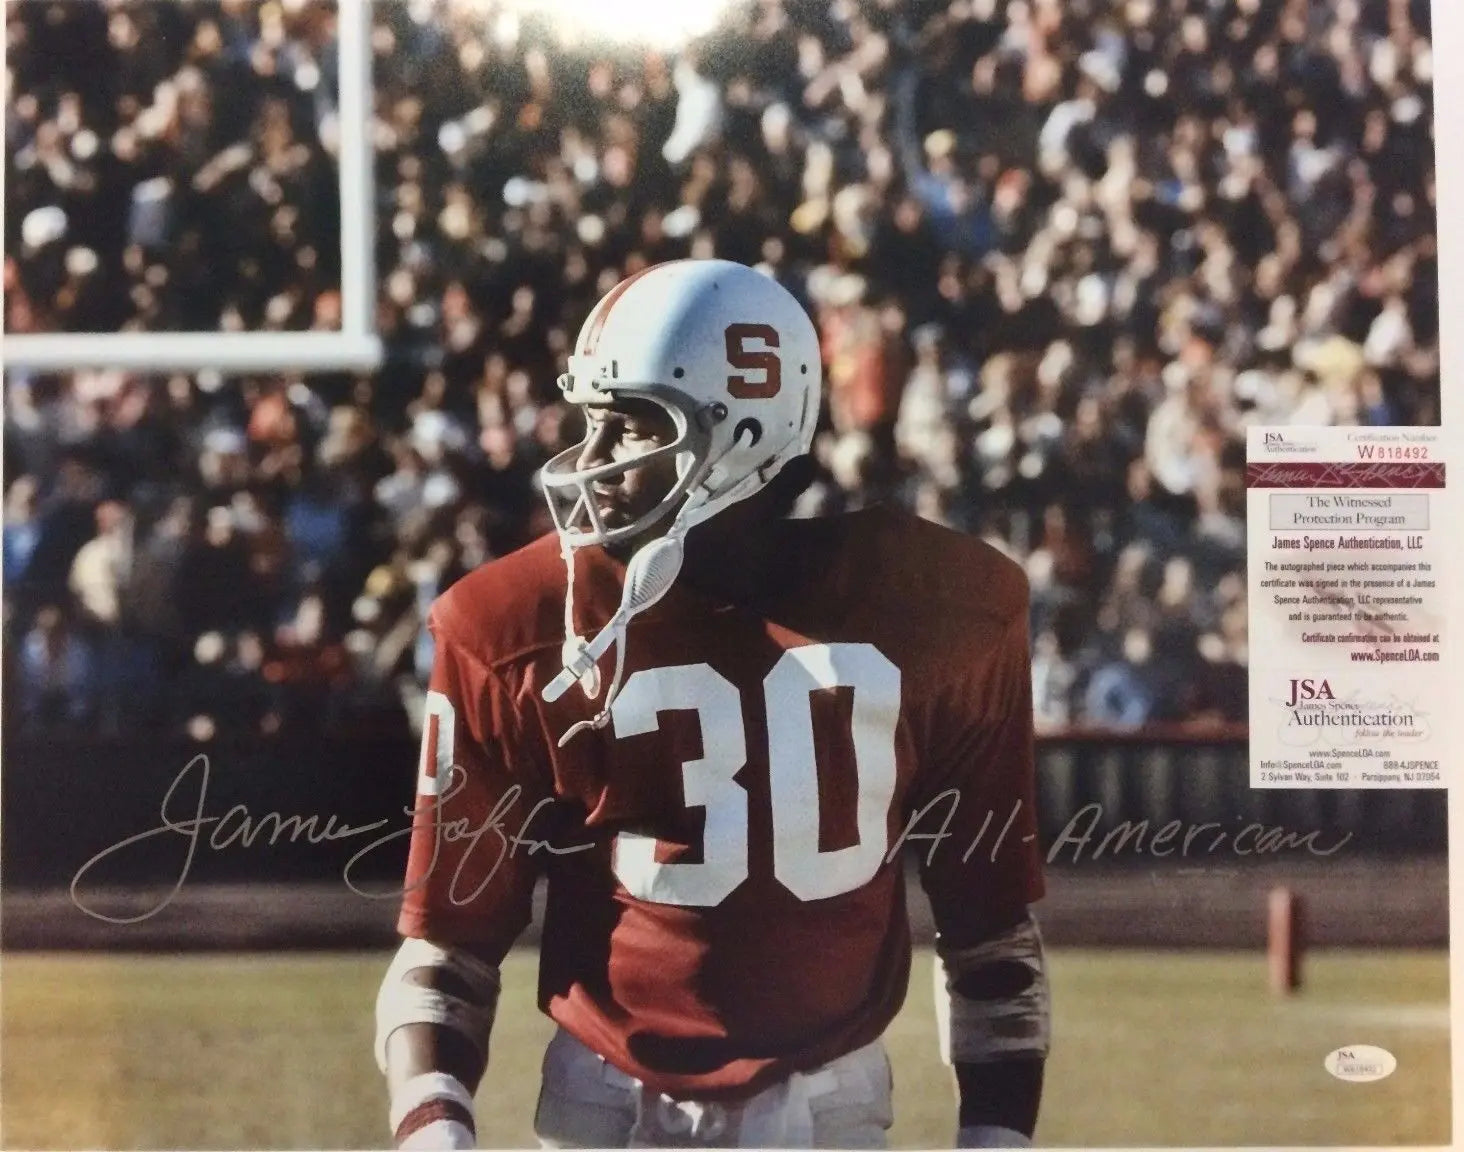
[[679, 525, 785, 606], [601, 522, 781, 604]]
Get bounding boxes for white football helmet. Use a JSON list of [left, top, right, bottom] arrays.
[[539, 259, 822, 741]]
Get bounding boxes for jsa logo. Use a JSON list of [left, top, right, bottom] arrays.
[[1286, 679, 1334, 706]]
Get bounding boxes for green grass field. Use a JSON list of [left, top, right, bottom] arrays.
[[0, 948, 1449, 1148]]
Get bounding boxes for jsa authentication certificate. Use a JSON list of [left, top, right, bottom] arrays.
[[1246, 426, 1446, 789]]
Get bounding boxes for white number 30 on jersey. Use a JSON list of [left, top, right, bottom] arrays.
[[611, 642, 900, 907]]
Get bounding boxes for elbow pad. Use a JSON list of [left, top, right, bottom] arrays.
[[933, 913, 1051, 1066], [374, 937, 501, 1074]]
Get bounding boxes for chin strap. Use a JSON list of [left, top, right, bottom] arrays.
[[558, 543, 602, 702], [549, 488, 708, 746], [554, 628, 630, 747], [546, 423, 774, 747]]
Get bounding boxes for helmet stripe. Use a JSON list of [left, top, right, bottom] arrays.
[[579, 259, 691, 357]]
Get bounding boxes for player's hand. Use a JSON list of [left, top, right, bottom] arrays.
[[398, 1118, 475, 1150], [957, 1123, 1032, 1148]]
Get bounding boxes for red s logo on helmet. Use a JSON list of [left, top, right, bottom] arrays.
[[725, 323, 782, 399]]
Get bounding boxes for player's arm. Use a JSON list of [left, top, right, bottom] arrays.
[[938, 910, 1049, 1147], [377, 939, 500, 1150], [916, 601, 1049, 1148], [376, 619, 548, 1149]]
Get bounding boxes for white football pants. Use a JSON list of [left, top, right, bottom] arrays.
[[533, 1028, 893, 1148]]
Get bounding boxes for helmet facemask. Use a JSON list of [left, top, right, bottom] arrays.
[[539, 382, 718, 551]]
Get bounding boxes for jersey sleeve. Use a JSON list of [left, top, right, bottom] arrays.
[[911, 605, 1045, 949], [396, 607, 552, 965]]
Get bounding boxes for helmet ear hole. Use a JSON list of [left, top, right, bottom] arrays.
[[734, 418, 763, 447]]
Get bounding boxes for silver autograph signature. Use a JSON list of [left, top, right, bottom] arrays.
[[68, 754, 596, 924]]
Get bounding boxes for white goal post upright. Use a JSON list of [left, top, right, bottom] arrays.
[[3, 0, 382, 374], [335, 0, 377, 348]]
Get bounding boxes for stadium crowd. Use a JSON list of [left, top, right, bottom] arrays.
[[4, 0, 1438, 738]]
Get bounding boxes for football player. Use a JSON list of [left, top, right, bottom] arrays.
[[375, 260, 1049, 1149]]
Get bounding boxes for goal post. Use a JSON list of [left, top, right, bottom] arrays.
[[1267, 885, 1304, 995], [1, 332, 382, 373], [3, 0, 381, 374]]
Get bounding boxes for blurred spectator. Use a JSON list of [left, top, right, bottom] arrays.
[[3, 0, 1438, 735], [261, 590, 353, 732], [16, 605, 96, 730], [68, 499, 133, 629], [3, 476, 43, 589], [1084, 627, 1159, 730]]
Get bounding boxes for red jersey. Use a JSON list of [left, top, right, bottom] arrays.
[[397, 505, 1043, 1100]]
